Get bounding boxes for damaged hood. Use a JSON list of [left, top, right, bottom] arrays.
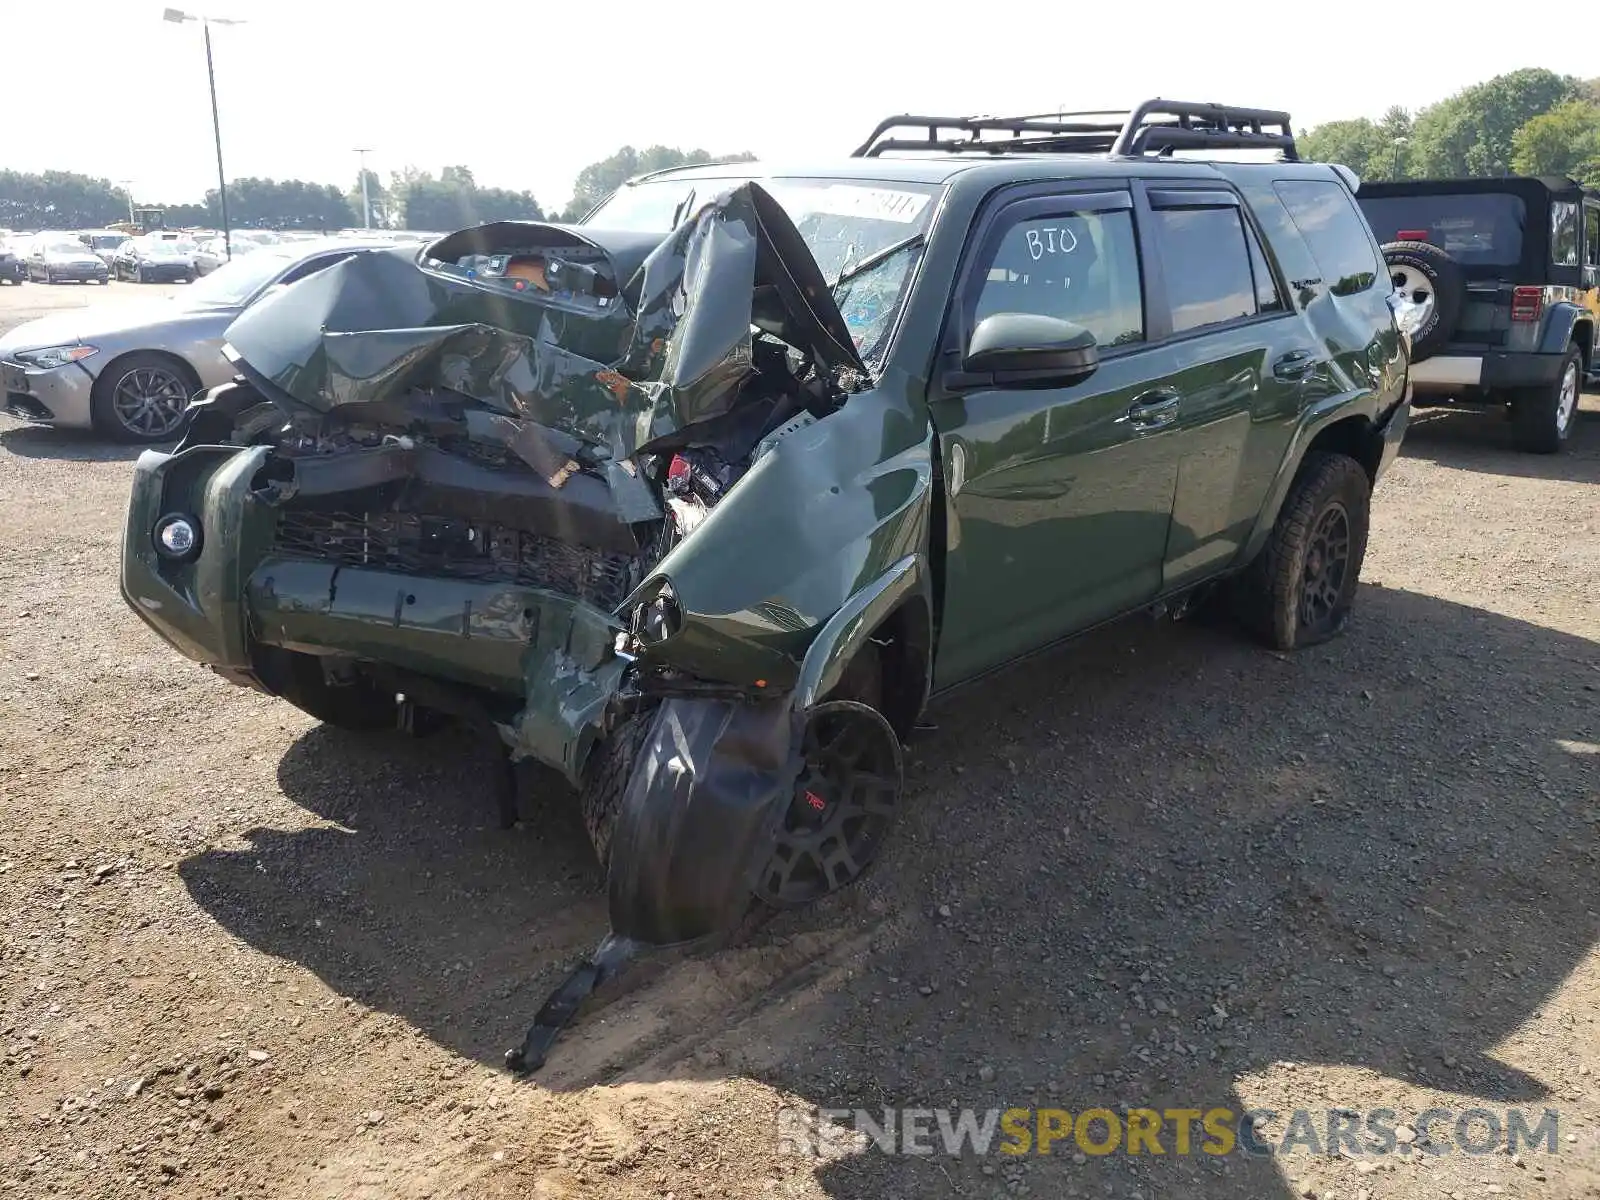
[[221, 183, 866, 459]]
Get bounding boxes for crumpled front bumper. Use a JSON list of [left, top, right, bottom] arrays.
[[120, 443, 629, 781]]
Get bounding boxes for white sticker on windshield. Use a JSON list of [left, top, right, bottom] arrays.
[[811, 186, 930, 224]]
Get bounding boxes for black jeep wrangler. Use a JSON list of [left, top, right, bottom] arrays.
[[1357, 175, 1596, 452]]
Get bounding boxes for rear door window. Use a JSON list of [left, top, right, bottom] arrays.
[[1274, 180, 1382, 295], [1147, 204, 1256, 333], [1357, 191, 1527, 268]]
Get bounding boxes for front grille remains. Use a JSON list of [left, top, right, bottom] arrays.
[[272, 510, 635, 610]]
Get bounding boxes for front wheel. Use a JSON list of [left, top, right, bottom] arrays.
[[1511, 346, 1581, 454], [89, 352, 196, 443], [1232, 451, 1372, 651], [134, 264, 146, 284]]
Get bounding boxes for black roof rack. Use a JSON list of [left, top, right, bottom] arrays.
[[851, 98, 1298, 161]]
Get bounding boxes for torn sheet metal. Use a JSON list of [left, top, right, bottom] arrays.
[[501, 597, 626, 784], [221, 184, 867, 461]]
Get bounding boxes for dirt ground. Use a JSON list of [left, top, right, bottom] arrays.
[[0, 278, 1597, 1200]]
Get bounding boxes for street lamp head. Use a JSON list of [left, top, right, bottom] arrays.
[[163, 8, 245, 23]]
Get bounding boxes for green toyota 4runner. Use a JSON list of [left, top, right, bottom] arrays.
[[120, 100, 1410, 1066]]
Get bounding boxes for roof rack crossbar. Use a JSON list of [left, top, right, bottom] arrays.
[[852, 98, 1298, 161], [1111, 98, 1296, 159]]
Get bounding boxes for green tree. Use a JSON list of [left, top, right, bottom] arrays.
[[397, 174, 543, 231], [564, 145, 757, 220], [1511, 100, 1600, 186], [1410, 68, 1581, 177], [347, 169, 392, 228], [0, 170, 130, 228], [203, 178, 356, 230], [1300, 118, 1405, 181]]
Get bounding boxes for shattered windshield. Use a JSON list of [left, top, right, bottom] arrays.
[[586, 176, 940, 360]]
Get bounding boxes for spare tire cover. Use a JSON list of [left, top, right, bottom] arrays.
[[1382, 240, 1464, 364]]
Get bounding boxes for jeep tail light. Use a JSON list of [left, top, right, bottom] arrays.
[[1510, 286, 1544, 323], [1396, 229, 1430, 241]]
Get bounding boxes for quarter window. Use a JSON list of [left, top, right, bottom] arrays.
[[1551, 201, 1579, 267], [1273, 180, 1382, 296], [1585, 206, 1600, 269], [973, 209, 1144, 348], [1149, 206, 1256, 334]]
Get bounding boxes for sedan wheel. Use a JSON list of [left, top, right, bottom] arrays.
[[95, 359, 194, 442]]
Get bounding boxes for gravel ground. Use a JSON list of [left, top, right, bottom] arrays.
[[0, 280, 1597, 1200]]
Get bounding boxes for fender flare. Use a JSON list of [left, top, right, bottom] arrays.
[[1538, 302, 1593, 360], [1236, 394, 1380, 567], [793, 554, 931, 713]]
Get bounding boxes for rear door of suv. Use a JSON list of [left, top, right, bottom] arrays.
[[1129, 179, 1320, 591]]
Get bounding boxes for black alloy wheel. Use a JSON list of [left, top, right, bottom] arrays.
[[757, 700, 904, 907]]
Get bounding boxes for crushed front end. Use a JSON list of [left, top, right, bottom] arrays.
[[121, 184, 935, 1063]]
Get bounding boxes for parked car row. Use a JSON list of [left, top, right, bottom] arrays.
[[0, 236, 394, 440], [0, 226, 435, 287]]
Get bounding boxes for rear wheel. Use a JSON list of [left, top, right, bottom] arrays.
[[1511, 345, 1581, 454], [1233, 451, 1371, 651]]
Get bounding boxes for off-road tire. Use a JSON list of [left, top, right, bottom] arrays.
[[576, 644, 886, 873], [1382, 241, 1463, 363], [1233, 451, 1371, 651], [1510, 345, 1582, 454], [253, 646, 399, 732], [579, 706, 658, 870]]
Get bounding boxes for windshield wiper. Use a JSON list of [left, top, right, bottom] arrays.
[[829, 233, 924, 289]]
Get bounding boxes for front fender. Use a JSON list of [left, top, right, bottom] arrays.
[[635, 386, 934, 691], [792, 553, 930, 711]]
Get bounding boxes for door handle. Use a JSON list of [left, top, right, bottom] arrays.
[[1116, 390, 1181, 430], [1273, 349, 1319, 380]]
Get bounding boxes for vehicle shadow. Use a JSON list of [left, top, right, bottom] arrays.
[[179, 586, 1599, 1198], [0, 422, 147, 463], [1398, 397, 1600, 482]]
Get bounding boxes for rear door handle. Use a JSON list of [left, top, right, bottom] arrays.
[[1273, 349, 1319, 380], [1117, 390, 1181, 430]]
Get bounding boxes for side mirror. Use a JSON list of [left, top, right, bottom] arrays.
[[963, 313, 1099, 385]]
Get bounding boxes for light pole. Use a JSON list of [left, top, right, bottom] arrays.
[[163, 8, 244, 259], [116, 180, 136, 226], [354, 147, 373, 229], [1391, 136, 1408, 179]]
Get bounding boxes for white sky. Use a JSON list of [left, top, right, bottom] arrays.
[[7, 1, 1591, 212]]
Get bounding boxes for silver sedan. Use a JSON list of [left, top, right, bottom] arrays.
[[0, 237, 392, 442]]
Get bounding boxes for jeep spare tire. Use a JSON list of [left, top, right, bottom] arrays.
[[1382, 240, 1463, 363]]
